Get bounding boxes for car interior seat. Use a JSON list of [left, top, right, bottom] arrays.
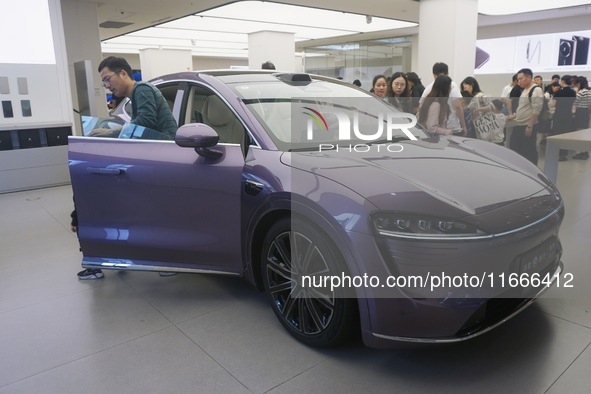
[[264, 101, 292, 142], [191, 96, 206, 123], [201, 95, 245, 145]]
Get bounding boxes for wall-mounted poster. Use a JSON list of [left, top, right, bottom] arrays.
[[556, 34, 589, 66], [515, 34, 556, 70], [475, 29, 591, 74], [474, 37, 516, 73]]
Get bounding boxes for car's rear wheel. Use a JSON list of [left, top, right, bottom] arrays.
[[261, 217, 357, 347]]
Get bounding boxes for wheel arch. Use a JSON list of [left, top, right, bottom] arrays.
[[248, 208, 290, 292], [245, 198, 371, 336], [247, 200, 354, 286]]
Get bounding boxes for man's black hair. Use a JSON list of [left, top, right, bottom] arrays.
[[432, 62, 448, 76], [517, 68, 533, 78], [492, 99, 504, 111], [98, 56, 132, 77], [261, 61, 276, 70]]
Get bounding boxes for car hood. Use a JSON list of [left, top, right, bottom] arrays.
[[281, 137, 558, 225]]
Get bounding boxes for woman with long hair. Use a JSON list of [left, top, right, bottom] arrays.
[[572, 76, 591, 159], [461, 76, 493, 117], [418, 75, 453, 135], [371, 75, 388, 99], [460, 76, 483, 96], [386, 72, 411, 112], [461, 76, 501, 141], [573, 76, 591, 129]]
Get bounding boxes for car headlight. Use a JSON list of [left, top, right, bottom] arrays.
[[372, 212, 488, 240]]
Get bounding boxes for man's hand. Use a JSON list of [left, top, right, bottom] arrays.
[[88, 126, 122, 138], [525, 125, 533, 137]]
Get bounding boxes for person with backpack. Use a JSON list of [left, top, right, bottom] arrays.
[[506, 68, 544, 165]]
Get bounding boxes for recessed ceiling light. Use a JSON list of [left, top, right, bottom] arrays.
[[100, 21, 134, 29]]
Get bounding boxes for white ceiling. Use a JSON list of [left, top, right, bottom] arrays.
[[95, 0, 591, 58], [100, 1, 418, 57], [96, 0, 421, 40]]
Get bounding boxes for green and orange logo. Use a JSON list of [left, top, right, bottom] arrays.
[[303, 107, 328, 131]]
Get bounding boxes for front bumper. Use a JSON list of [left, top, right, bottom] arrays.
[[349, 204, 564, 347], [362, 261, 562, 347]]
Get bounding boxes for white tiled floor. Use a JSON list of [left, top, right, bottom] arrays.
[[0, 147, 590, 394]]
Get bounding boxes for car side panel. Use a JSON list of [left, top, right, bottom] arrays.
[[69, 137, 244, 272]]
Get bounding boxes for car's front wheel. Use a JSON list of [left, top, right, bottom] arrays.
[[261, 217, 358, 347]]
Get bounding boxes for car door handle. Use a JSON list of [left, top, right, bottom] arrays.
[[245, 179, 264, 196], [87, 167, 125, 175]]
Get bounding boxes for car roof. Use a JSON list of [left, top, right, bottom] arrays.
[[151, 69, 342, 85]]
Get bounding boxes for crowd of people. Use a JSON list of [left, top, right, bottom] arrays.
[[363, 63, 591, 165]]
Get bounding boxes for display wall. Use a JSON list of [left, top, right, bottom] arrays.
[[0, 0, 73, 193], [474, 14, 591, 95], [0, 0, 72, 127], [0, 65, 72, 126], [475, 29, 591, 74]]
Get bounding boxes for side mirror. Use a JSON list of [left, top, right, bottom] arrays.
[[175, 123, 223, 159]]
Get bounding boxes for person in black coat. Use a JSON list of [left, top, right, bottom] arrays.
[[406, 72, 425, 114], [551, 75, 576, 161]]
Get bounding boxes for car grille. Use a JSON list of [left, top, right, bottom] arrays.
[[455, 260, 559, 338]]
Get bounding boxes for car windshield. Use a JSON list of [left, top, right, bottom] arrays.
[[225, 75, 428, 151]]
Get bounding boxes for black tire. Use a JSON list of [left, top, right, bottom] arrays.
[[261, 217, 358, 347]]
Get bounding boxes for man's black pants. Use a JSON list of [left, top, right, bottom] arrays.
[[509, 125, 538, 165]]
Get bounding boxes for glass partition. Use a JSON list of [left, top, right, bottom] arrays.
[[302, 36, 413, 91]]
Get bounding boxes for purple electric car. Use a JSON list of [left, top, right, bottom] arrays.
[[69, 70, 564, 348]]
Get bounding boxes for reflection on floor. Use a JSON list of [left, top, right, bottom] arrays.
[[0, 146, 590, 393]]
